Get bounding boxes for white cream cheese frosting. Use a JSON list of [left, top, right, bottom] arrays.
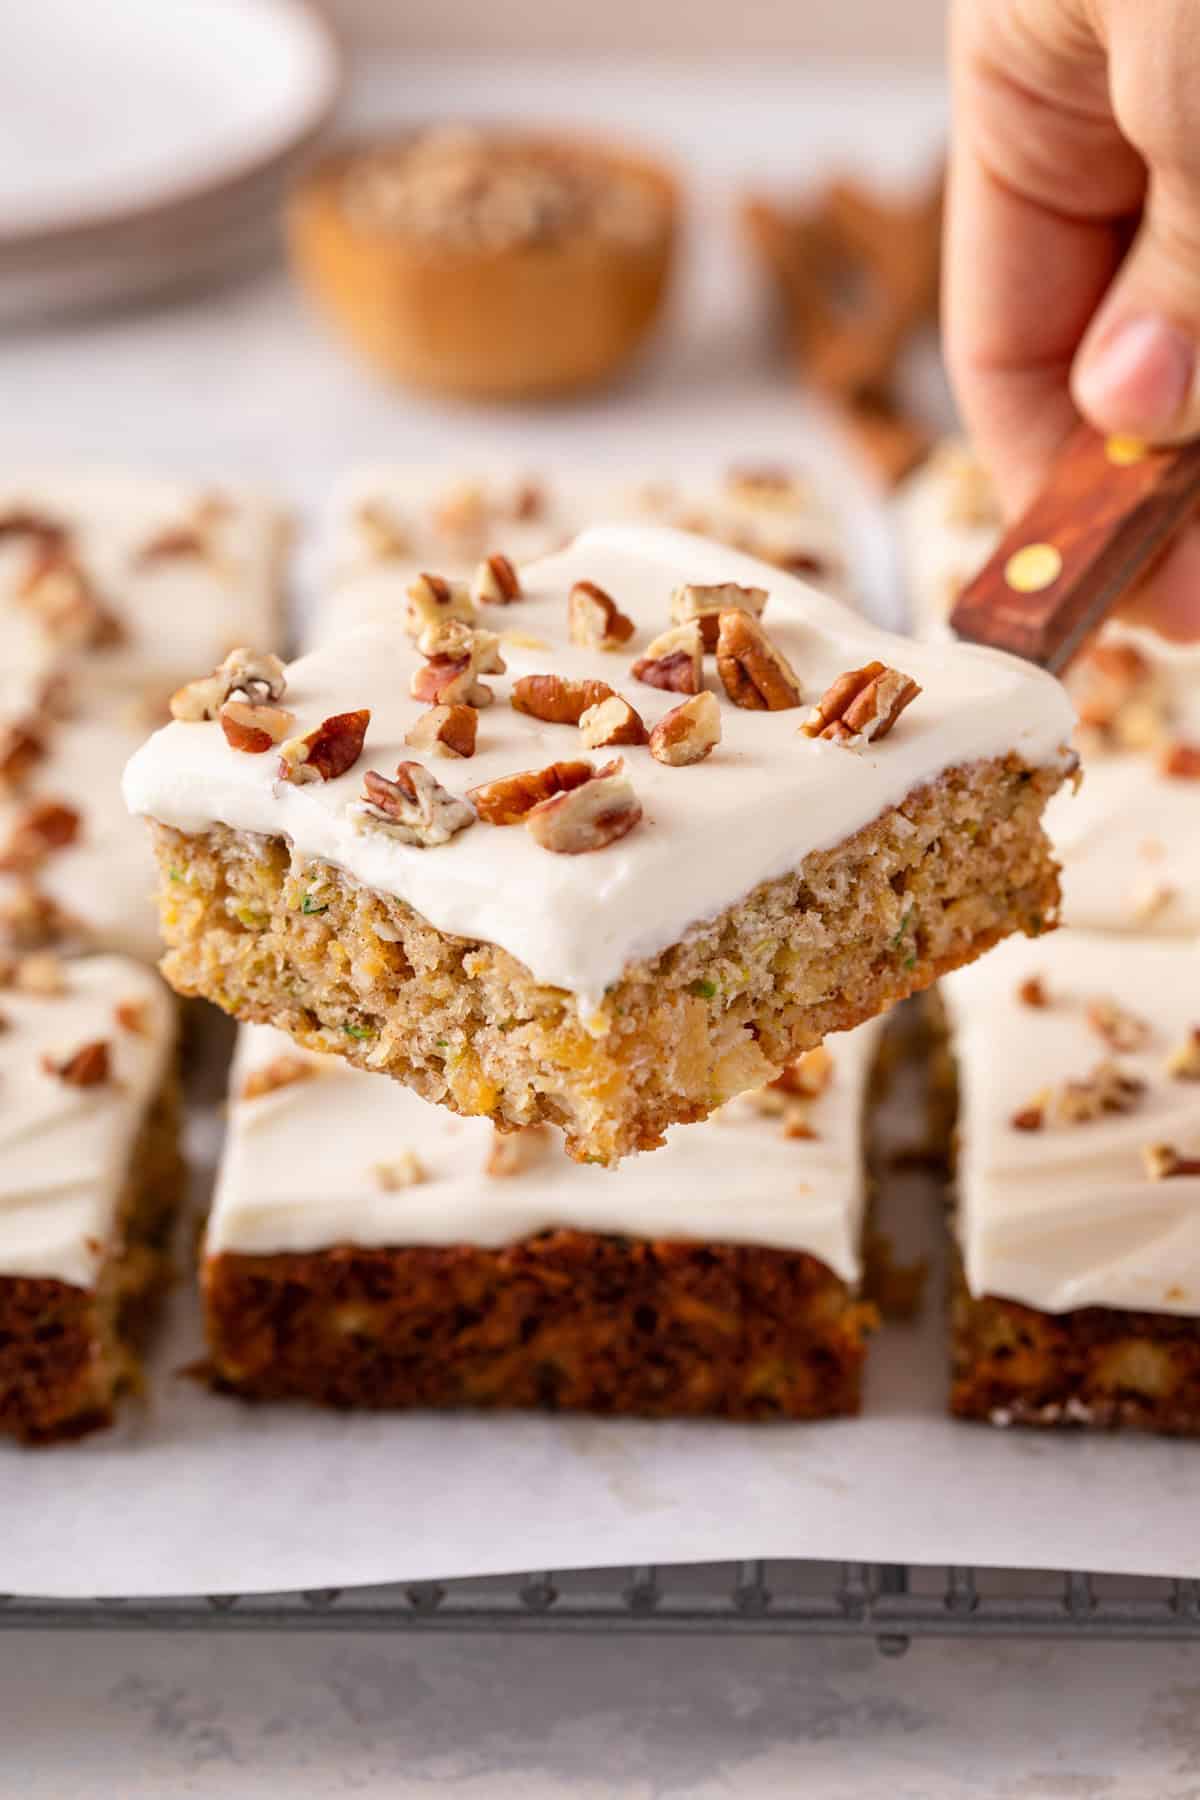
[[125, 523, 1075, 1004], [0, 716, 162, 964], [942, 930, 1200, 1315], [0, 471, 285, 716], [899, 439, 1200, 936], [208, 1014, 885, 1276], [314, 463, 848, 644], [0, 954, 175, 1289]]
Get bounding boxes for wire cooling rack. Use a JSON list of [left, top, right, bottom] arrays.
[[4, 1562, 1199, 1652]]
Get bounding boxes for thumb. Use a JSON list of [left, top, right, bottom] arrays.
[[1072, 172, 1200, 442]]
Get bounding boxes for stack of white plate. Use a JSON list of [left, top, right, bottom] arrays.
[[0, 0, 341, 324]]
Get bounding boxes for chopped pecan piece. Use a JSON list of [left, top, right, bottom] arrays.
[[649, 690, 722, 766], [353, 760, 475, 846], [278, 709, 371, 785], [1053, 1059, 1145, 1124], [373, 1151, 427, 1190], [1144, 1142, 1200, 1180], [472, 553, 522, 605], [525, 763, 642, 855], [0, 885, 79, 950], [1010, 1103, 1046, 1132], [716, 610, 803, 710], [0, 718, 47, 791], [0, 509, 67, 553], [114, 999, 150, 1035], [404, 703, 478, 758], [801, 660, 920, 745], [469, 758, 596, 825], [411, 622, 504, 708], [1086, 996, 1152, 1053], [355, 498, 411, 560], [511, 672, 616, 726], [220, 700, 295, 754], [1074, 641, 1165, 747], [578, 693, 647, 749], [1166, 1029, 1200, 1081], [1160, 741, 1200, 780], [240, 1054, 318, 1100], [0, 799, 80, 873], [134, 523, 207, 565], [631, 622, 703, 694], [1017, 975, 1049, 1009], [724, 465, 807, 510], [42, 1038, 110, 1088], [170, 646, 287, 721], [511, 480, 545, 521], [671, 581, 768, 651], [568, 580, 635, 650], [486, 1124, 549, 1177], [405, 571, 477, 637]]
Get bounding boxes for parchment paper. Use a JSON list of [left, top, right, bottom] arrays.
[[1, 1034, 1190, 1600]]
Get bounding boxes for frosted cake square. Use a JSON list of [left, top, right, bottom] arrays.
[[941, 930, 1200, 1434], [0, 953, 181, 1444], [314, 461, 847, 644], [125, 523, 1075, 1165], [202, 1019, 882, 1419]]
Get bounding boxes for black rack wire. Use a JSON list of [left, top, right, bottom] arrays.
[[4, 1562, 1198, 1653]]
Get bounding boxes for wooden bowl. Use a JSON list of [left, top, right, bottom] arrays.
[[287, 131, 679, 402]]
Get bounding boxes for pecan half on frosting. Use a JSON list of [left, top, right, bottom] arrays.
[[801, 660, 920, 746], [715, 610, 802, 710]]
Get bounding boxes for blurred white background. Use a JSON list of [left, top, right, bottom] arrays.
[[327, 0, 946, 60]]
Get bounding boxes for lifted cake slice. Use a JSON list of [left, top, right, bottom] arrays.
[[0, 953, 181, 1444], [203, 1018, 883, 1419], [125, 524, 1076, 1165]]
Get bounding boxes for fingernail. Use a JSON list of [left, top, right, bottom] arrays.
[[1075, 314, 1195, 434]]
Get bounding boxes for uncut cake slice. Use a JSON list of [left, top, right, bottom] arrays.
[[124, 523, 1076, 1165], [942, 930, 1200, 1434], [0, 952, 181, 1443], [203, 1019, 883, 1418]]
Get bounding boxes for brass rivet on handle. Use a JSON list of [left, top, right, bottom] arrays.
[[1105, 434, 1148, 467], [1004, 542, 1063, 593]]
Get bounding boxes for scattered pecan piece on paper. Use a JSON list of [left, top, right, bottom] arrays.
[[568, 580, 635, 650], [525, 762, 642, 855], [278, 709, 371, 785], [511, 673, 615, 725], [801, 659, 920, 745], [404, 703, 478, 759], [240, 1054, 319, 1100], [352, 760, 475, 847], [42, 1038, 110, 1088], [114, 999, 150, 1036], [471, 553, 522, 605], [1053, 1059, 1145, 1124], [716, 610, 802, 710], [648, 691, 722, 766], [1166, 1029, 1200, 1081], [671, 581, 768, 651], [1017, 975, 1049, 1009], [468, 759, 596, 826], [631, 621, 703, 694], [1143, 1142, 1200, 1180], [578, 693, 647, 749], [0, 718, 47, 791]]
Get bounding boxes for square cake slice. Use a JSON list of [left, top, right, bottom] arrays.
[[125, 523, 1075, 1165], [899, 438, 1200, 934], [0, 953, 181, 1444], [941, 929, 1200, 1434], [314, 461, 847, 644], [0, 472, 286, 719], [203, 1018, 883, 1418]]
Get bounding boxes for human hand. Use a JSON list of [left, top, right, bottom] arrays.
[[946, 0, 1200, 640]]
